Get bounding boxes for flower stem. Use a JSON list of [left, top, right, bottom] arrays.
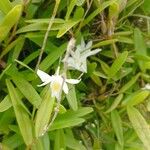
[[47, 102, 60, 129], [63, 37, 76, 75], [35, 0, 60, 71]]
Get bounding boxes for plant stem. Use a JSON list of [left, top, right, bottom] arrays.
[[35, 0, 60, 71], [75, 0, 93, 36]]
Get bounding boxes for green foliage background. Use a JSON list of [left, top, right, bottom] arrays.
[[0, 0, 150, 149]]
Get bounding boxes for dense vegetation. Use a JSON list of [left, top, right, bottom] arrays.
[[0, 0, 150, 149]]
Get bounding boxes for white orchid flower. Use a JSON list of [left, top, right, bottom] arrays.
[[142, 84, 150, 90], [37, 68, 80, 100], [64, 38, 101, 73]]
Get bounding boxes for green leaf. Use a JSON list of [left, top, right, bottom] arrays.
[[0, 143, 10, 150], [42, 133, 50, 150], [73, 7, 84, 20], [119, 73, 140, 93], [83, 0, 117, 26], [31, 134, 50, 150], [35, 86, 55, 137], [49, 107, 93, 131], [93, 39, 118, 48], [117, 36, 133, 44], [127, 90, 149, 106], [108, 2, 119, 22], [10, 36, 25, 62], [134, 28, 147, 71], [39, 43, 67, 71], [0, 88, 25, 112], [134, 28, 146, 52], [57, 19, 80, 38], [49, 117, 85, 131], [12, 73, 42, 108], [16, 22, 61, 34], [0, 95, 12, 112], [30, 138, 44, 150], [65, 0, 77, 20], [0, 0, 12, 14], [6, 79, 33, 146], [109, 51, 128, 78], [115, 142, 123, 150], [66, 72, 78, 111], [127, 107, 150, 150], [0, 64, 11, 80], [100, 60, 110, 76], [26, 18, 65, 24], [105, 94, 123, 113], [22, 51, 39, 66], [65, 107, 93, 118], [141, 0, 150, 16], [2, 134, 24, 149], [0, 36, 23, 59], [54, 130, 66, 150], [111, 110, 124, 146], [0, 109, 14, 134], [76, 0, 85, 6], [65, 132, 86, 150], [14, 59, 34, 72], [0, 5, 22, 42]]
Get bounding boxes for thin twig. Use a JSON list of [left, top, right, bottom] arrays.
[[47, 101, 60, 130], [35, 0, 60, 71], [75, 0, 94, 36]]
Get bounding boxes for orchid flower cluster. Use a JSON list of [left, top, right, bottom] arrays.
[[63, 38, 101, 73], [37, 38, 101, 100]]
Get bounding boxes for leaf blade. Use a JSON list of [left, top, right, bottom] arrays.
[[127, 107, 150, 150]]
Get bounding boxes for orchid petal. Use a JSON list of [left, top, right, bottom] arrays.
[[82, 49, 101, 58], [37, 81, 50, 87], [86, 41, 92, 49], [37, 69, 52, 83], [80, 61, 87, 73], [55, 66, 60, 75], [63, 82, 69, 94], [66, 79, 81, 84], [81, 38, 85, 50], [143, 84, 150, 90], [51, 91, 60, 100]]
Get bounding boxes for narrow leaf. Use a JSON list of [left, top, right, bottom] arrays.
[[12, 73, 42, 108], [0, 0, 12, 14], [127, 90, 149, 106], [35, 86, 55, 137], [127, 107, 150, 150], [119, 73, 140, 93], [66, 72, 78, 111], [39, 43, 67, 71], [109, 51, 128, 78], [57, 19, 80, 38], [0, 95, 12, 112], [0, 5, 22, 42], [6, 79, 33, 146], [83, 0, 117, 26], [134, 28, 147, 71], [65, 0, 77, 20], [111, 110, 124, 146], [105, 94, 123, 113]]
